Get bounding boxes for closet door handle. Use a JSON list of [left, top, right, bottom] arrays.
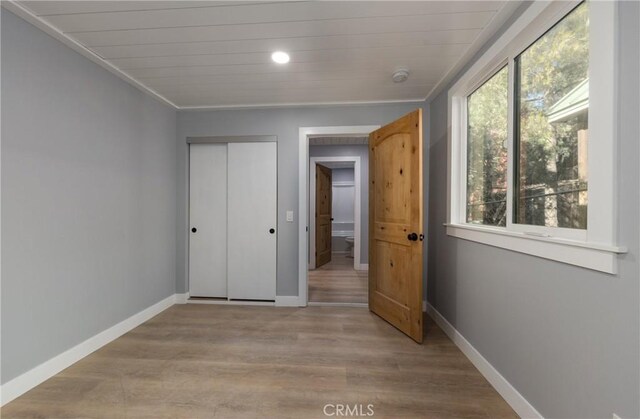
[[407, 232, 418, 241], [269, 228, 275, 234], [191, 227, 197, 233]]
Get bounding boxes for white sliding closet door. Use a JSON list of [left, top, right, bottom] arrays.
[[227, 142, 277, 300], [189, 144, 227, 298]]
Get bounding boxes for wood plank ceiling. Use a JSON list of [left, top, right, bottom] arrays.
[[17, 1, 509, 108]]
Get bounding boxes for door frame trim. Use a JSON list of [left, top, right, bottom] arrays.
[[187, 135, 276, 144], [309, 156, 361, 271], [298, 126, 380, 306]]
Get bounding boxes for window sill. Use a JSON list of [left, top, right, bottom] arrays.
[[444, 223, 627, 274]]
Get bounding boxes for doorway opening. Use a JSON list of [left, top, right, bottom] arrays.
[[309, 155, 365, 304], [309, 157, 362, 271], [298, 126, 379, 307]]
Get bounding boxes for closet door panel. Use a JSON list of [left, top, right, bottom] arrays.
[[189, 143, 227, 298], [227, 142, 277, 300]]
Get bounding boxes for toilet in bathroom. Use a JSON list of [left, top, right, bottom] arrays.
[[345, 236, 355, 258]]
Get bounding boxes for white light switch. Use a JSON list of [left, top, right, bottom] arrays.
[[286, 210, 294, 222]]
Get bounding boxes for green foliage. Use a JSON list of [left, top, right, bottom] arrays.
[[467, 66, 508, 226], [466, 1, 589, 229], [517, 1, 589, 228]]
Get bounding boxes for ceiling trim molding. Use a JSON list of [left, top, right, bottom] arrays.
[[423, 0, 524, 104], [3, 1, 179, 109], [177, 98, 424, 112]]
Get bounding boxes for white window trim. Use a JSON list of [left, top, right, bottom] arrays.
[[446, 0, 626, 274]]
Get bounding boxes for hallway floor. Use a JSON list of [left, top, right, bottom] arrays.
[[308, 254, 368, 304], [2, 305, 517, 418]]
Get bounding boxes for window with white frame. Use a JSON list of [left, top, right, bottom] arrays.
[[447, 0, 626, 274]]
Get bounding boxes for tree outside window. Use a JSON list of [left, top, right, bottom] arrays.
[[466, 66, 508, 226], [515, 2, 589, 229], [465, 2, 589, 230]]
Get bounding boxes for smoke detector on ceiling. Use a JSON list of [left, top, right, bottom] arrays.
[[392, 69, 410, 83]]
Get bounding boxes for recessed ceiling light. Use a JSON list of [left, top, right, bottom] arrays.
[[271, 51, 290, 64]]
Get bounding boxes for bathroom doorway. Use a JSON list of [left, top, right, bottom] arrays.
[[307, 139, 369, 305]]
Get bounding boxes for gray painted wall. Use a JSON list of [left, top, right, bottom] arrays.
[[1, 10, 177, 383], [311, 146, 367, 262], [176, 103, 424, 295], [330, 170, 355, 223], [331, 167, 354, 183], [426, 2, 640, 417]]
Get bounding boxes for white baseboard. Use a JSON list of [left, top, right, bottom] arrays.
[[356, 263, 369, 270], [308, 301, 368, 308], [175, 292, 189, 304], [275, 296, 303, 307], [187, 299, 274, 306], [0, 294, 176, 406], [426, 303, 543, 419]]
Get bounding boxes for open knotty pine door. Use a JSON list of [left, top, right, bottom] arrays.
[[315, 164, 332, 268], [369, 109, 424, 343]]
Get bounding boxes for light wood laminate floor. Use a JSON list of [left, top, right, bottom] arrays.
[[2, 305, 516, 418], [309, 255, 368, 303]]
